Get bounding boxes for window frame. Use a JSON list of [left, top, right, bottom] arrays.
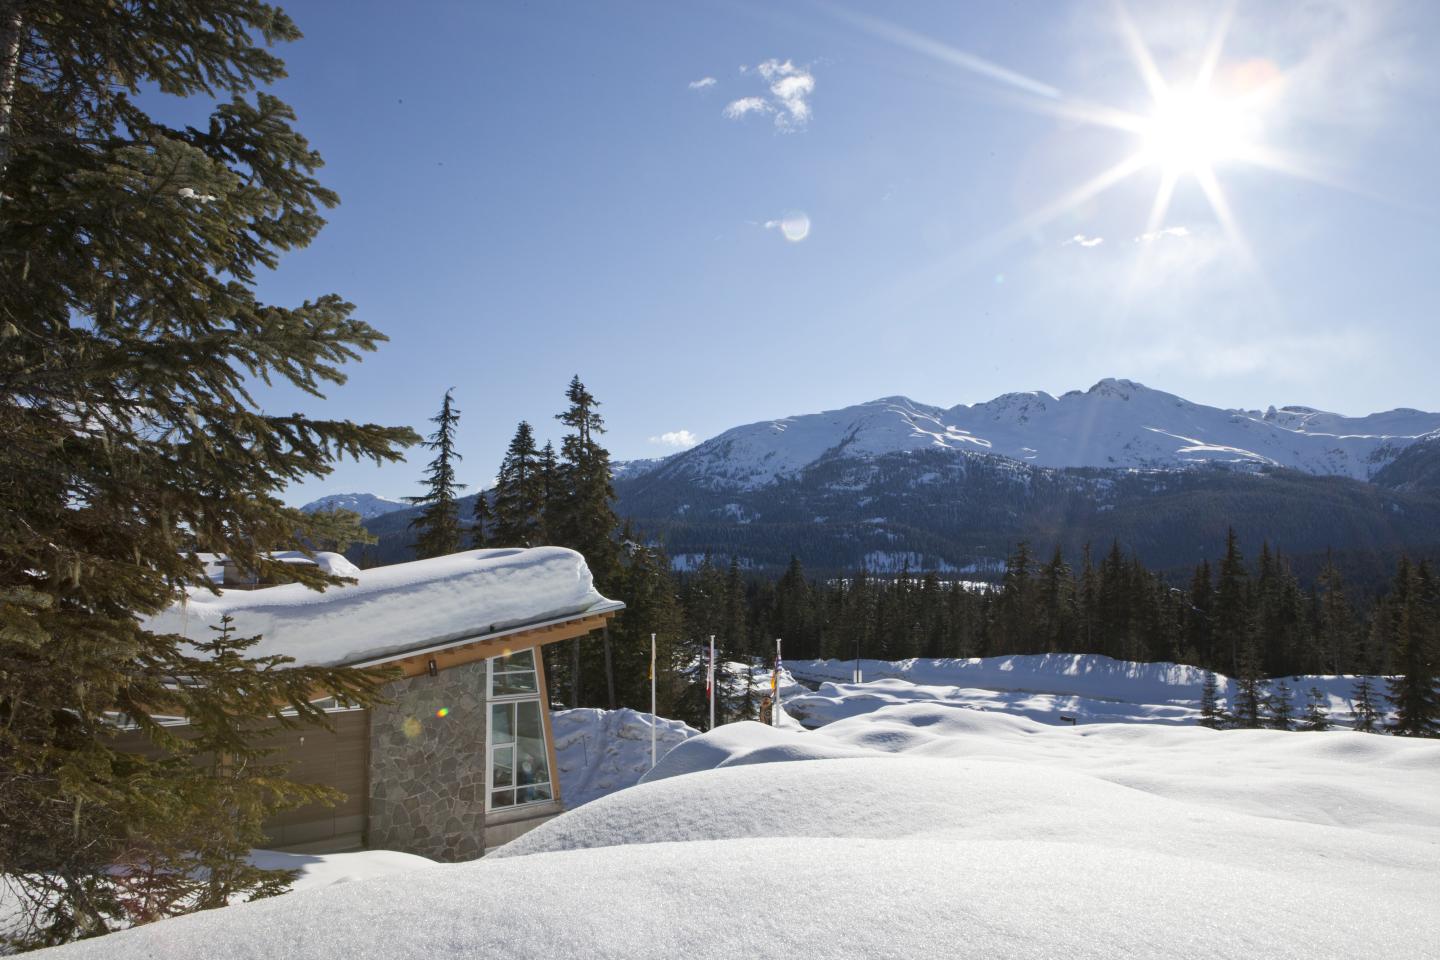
[[485, 649, 554, 813]]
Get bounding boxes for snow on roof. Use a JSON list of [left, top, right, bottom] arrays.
[[144, 547, 619, 668]]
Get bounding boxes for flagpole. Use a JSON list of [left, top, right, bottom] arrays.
[[708, 634, 716, 732], [650, 632, 657, 769], [772, 637, 782, 727]]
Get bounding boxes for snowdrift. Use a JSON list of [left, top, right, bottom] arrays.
[[551, 707, 698, 808]]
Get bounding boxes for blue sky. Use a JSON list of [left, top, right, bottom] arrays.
[[247, 0, 1440, 503]]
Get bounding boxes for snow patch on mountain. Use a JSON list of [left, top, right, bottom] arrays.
[[632, 379, 1440, 491], [299, 492, 410, 519]]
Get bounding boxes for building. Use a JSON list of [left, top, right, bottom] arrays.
[[133, 546, 623, 861]]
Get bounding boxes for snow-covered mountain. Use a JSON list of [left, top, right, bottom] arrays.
[[634, 378, 1440, 490], [299, 492, 411, 520]]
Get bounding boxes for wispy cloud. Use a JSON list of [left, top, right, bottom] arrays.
[[718, 59, 816, 131], [649, 430, 700, 449], [723, 96, 772, 120], [757, 59, 815, 128], [1063, 234, 1105, 247], [1135, 226, 1191, 243], [688, 76, 717, 90]]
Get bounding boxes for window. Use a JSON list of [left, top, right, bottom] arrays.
[[486, 649, 553, 811]]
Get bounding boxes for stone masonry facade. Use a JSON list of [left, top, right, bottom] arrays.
[[367, 659, 489, 861]]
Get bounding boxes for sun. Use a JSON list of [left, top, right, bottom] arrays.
[[838, 2, 1331, 283], [1139, 86, 1254, 176]]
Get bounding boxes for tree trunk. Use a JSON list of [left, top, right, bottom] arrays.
[[0, 4, 22, 205], [602, 624, 615, 709]]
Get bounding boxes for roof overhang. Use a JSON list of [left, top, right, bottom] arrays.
[[348, 600, 625, 678]]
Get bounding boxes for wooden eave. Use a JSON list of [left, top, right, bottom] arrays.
[[347, 603, 623, 679]]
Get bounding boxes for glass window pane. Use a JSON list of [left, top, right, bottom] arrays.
[[492, 671, 538, 697], [515, 700, 550, 788], [517, 782, 551, 804], [516, 699, 544, 740], [496, 649, 535, 672], [492, 745, 513, 787], [491, 789, 514, 808], [491, 703, 514, 744]]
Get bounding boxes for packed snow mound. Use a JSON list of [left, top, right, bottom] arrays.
[[266, 549, 362, 578], [552, 708, 699, 808], [39, 710, 1440, 959], [246, 848, 435, 891], [618, 704, 1440, 843], [635, 379, 1440, 489], [637, 720, 874, 783], [144, 547, 616, 666], [785, 655, 1387, 728]]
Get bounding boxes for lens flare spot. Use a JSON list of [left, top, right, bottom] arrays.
[[435, 707, 450, 719], [780, 211, 811, 242], [402, 716, 422, 739]]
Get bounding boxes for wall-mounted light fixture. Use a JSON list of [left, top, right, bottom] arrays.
[[427, 659, 438, 677]]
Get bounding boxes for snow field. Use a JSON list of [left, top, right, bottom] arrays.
[[40, 709, 1440, 959], [31, 657, 1440, 958], [783, 654, 1386, 728]]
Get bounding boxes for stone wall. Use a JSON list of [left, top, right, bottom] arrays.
[[367, 659, 489, 861]]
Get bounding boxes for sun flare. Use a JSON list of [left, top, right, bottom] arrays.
[[1139, 86, 1255, 176]]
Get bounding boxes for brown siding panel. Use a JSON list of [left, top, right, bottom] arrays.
[[111, 711, 371, 852]]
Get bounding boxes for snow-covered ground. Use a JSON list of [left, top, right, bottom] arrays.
[[782, 654, 1388, 728], [37, 704, 1440, 959], [28, 657, 1438, 958]]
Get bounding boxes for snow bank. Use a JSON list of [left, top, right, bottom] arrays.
[[638, 720, 873, 784], [551, 708, 698, 808], [38, 708, 1440, 959], [144, 547, 615, 667], [785, 655, 1387, 728], [245, 848, 434, 892]]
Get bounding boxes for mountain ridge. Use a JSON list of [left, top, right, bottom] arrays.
[[622, 378, 1440, 491]]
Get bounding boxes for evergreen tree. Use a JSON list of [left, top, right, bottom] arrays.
[[1315, 555, 1354, 675], [1198, 671, 1223, 729], [405, 389, 465, 559], [1267, 679, 1295, 731], [0, 3, 415, 944], [722, 557, 750, 661], [1351, 675, 1382, 733], [538, 440, 559, 527], [551, 377, 620, 589], [470, 490, 492, 549], [1076, 544, 1098, 654], [1232, 643, 1266, 729], [773, 556, 813, 658], [491, 421, 545, 546], [1301, 687, 1330, 731], [1385, 559, 1439, 737], [996, 541, 1036, 655], [1213, 528, 1249, 676]]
